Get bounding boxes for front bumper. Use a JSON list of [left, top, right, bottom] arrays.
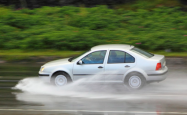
[[146, 66, 168, 82], [38, 72, 51, 83]]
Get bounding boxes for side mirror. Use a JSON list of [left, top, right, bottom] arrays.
[[68, 57, 74, 62], [77, 60, 83, 65]]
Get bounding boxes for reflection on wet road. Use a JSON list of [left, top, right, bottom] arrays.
[[0, 64, 187, 115]]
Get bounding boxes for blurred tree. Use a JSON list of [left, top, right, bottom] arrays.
[[20, 0, 27, 8], [179, 0, 187, 5], [27, 0, 38, 8], [0, 0, 134, 8], [1, 0, 187, 9]]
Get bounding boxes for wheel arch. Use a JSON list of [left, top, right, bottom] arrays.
[[124, 71, 145, 82], [50, 70, 73, 83], [123, 68, 148, 82]]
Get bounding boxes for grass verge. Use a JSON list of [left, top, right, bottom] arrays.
[[151, 51, 187, 57], [0, 50, 187, 62], [0, 50, 84, 62]]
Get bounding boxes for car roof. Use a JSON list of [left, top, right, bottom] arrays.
[[91, 44, 134, 51]]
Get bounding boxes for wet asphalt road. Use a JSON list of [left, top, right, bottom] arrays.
[[0, 63, 187, 115]]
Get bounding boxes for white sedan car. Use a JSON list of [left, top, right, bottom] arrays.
[[39, 44, 168, 89]]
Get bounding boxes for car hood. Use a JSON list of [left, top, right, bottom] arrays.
[[43, 58, 71, 67]]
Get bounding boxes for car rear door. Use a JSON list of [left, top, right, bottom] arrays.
[[104, 50, 136, 83]]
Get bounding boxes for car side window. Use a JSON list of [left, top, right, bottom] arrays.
[[108, 50, 125, 63], [81, 50, 106, 64], [108, 50, 135, 63], [125, 53, 135, 63]]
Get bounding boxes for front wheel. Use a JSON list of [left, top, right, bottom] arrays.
[[125, 72, 146, 90], [51, 72, 71, 86]]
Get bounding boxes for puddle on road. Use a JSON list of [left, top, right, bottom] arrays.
[[1, 63, 187, 114], [10, 68, 187, 114]]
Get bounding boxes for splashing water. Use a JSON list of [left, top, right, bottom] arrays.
[[13, 67, 187, 100], [11, 67, 187, 115]]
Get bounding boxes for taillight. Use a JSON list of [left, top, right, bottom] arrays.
[[156, 63, 161, 70]]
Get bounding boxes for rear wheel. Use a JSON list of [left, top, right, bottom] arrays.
[[51, 72, 71, 86], [125, 72, 146, 90]]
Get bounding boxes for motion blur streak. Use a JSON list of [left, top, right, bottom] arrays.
[[13, 66, 187, 99], [10, 66, 187, 115], [1, 108, 187, 114]]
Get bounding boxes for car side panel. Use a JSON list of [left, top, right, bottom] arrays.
[[121, 50, 149, 81]]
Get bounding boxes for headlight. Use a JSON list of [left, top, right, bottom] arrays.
[[40, 67, 44, 72]]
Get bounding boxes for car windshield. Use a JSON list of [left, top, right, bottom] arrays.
[[131, 47, 154, 58], [68, 51, 90, 62]]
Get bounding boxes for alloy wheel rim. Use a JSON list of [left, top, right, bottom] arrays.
[[129, 76, 141, 88], [55, 75, 67, 86]]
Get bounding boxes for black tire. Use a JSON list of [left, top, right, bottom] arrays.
[[124, 72, 146, 90], [51, 72, 71, 86]]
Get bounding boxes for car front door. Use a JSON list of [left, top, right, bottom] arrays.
[[104, 50, 136, 83], [73, 50, 107, 82]]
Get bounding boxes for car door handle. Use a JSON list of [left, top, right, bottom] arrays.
[[125, 65, 130, 68], [98, 66, 103, 68]]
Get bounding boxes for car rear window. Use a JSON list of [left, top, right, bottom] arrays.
[[131, 47, 154, 58]]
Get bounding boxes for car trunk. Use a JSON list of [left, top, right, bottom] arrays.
[[151, 54, 166, 69]]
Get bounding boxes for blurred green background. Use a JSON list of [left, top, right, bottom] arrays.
[[0, 0, 187, 62]]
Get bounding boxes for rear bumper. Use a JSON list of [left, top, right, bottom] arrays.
[[146, 66, 168, 82]]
